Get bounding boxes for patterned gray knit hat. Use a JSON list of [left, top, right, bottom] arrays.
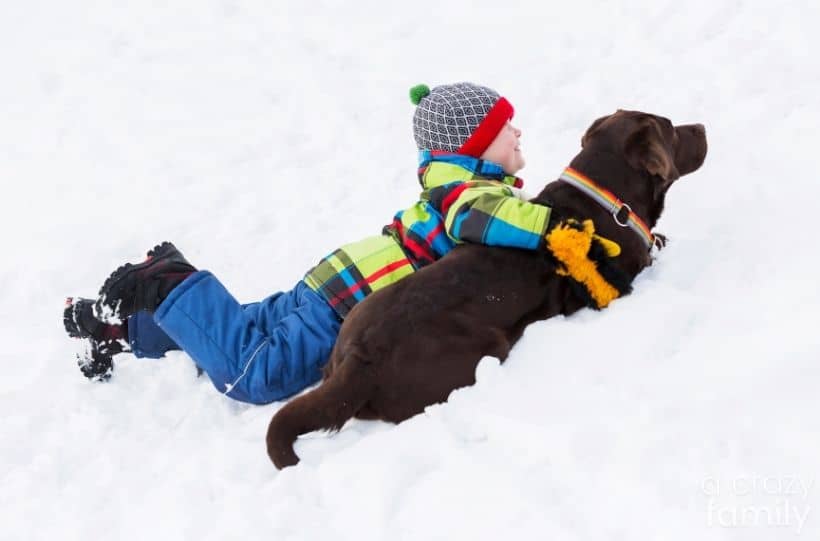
[[410, 82, 515, 158]]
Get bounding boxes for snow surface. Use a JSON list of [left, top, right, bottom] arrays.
[[2, 1, 819, 539]]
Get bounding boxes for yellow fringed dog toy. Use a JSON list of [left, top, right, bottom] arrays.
[[545, 219, 632, 309]]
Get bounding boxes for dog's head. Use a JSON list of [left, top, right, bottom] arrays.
[[578, 110, 708, 225]]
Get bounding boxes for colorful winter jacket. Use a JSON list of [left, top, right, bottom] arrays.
[[303, 152, 552, 318]]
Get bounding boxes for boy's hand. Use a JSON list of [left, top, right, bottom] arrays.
[[545, 204, 568, 233]]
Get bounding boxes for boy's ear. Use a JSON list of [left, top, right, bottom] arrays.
[[624, 119, 680, 181]]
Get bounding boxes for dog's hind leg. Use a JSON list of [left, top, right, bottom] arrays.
[[265, 349, 375, 469]]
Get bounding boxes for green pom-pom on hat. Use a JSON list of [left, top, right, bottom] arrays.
[[409, 84, 430, 105]]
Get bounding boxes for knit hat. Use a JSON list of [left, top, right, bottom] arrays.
[[410, 82, 514, 158]]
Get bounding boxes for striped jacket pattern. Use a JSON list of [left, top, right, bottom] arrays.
[[303, 153, 552, 318]]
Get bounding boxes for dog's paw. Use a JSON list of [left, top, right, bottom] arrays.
[[653, 232, 668, 250]]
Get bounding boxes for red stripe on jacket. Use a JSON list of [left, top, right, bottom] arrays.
[[440, 183, 471, 216], [424, 222, 445, 244], [329, 258, 413, 306]]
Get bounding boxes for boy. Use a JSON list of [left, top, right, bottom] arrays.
[[65, 82, 557, 404]]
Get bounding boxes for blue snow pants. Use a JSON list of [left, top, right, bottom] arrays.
[[128, 271, 341, 404]]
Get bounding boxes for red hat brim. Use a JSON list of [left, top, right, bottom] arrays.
[[457, 97, 515, 158]]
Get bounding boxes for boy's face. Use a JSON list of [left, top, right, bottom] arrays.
[[481, 121, 525, 175]]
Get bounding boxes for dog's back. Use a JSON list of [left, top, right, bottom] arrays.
[[266, 245, 570, 468]]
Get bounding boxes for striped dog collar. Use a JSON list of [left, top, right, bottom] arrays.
[[559, 167, 655, 251]]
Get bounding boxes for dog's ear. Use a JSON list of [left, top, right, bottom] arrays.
[[624, 119, 680, 181], [581, 114, 611, 148]]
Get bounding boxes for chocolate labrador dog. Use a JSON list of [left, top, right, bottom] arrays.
[[267, 110, 708, 468]]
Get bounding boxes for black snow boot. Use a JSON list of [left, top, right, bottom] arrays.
[[64, 297, 130, 381], [95, 241, 197, 321], [76, 336, 128, 382], [64, 297, 127, 341]]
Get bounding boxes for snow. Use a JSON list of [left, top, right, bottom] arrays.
[[1, 1, 818, 539]]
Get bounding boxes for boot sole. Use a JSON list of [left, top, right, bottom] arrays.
[[76, 339, 114, 382], [94, 241, 180, 321], [63, 297, 90, 339]]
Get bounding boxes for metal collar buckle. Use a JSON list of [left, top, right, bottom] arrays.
[[612, 202, 632, 227]]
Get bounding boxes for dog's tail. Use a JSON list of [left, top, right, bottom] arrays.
[[266, 348, 374, 469]]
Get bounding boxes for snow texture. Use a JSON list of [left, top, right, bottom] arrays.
[[1, 1, 818, 539]]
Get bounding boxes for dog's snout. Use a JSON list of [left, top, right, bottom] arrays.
[[673, 122, 708, 177]]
